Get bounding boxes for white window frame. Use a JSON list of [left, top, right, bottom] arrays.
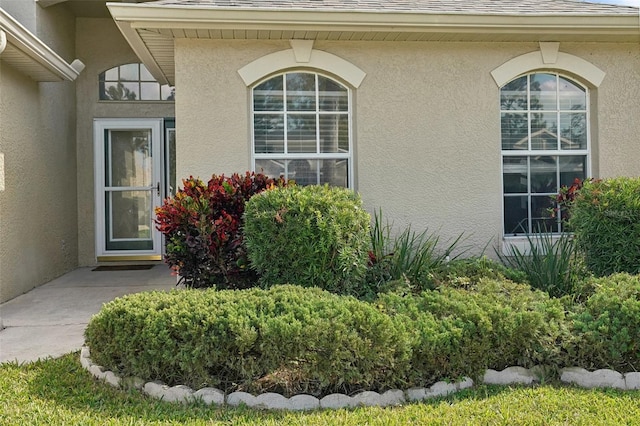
[[251, 71, 354, 188], [500, 72, 591, 240]]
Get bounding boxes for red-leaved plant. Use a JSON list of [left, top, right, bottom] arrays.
[[155, 172, 288, 288]]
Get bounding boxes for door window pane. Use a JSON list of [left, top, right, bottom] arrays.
[[108, 190, 152, 240], [108, 130, 152, 187]]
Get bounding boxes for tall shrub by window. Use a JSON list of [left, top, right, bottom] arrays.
[[501, 72, 589, 235], [99, 63, 175, 101], [252, 72, 352, 187]]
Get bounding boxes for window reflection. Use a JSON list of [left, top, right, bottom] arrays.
[[99, 63, 175, 101]]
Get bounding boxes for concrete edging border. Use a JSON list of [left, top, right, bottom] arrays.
[[80, 346, 640, 410]]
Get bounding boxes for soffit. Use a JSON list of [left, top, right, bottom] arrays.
[[107, 1, 640, 86], [0, 8, 79, 81]]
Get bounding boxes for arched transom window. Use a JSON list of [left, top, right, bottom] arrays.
[[501, 72, 589, 235], [99, 63, 174, 101], [252, 71, 352, 187]]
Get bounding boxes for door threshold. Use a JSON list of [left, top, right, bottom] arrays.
[[97, 255, 162, 262]]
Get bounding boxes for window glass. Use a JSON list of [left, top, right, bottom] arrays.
[[253, 72, 351, 187], [99, 63, 175, 101], [500, 72, 588, 235]]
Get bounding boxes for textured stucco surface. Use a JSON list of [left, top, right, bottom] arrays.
[[0, 64, 78, 303], [75, 18, 175, 266], [174, 39, 640, 255]]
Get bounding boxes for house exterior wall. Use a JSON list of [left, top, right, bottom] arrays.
[[75, 18, 175, 266], [0, 29, 78, 303], [174, 39, 640, 254]]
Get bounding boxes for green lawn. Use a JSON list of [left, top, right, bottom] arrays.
[[1, 354, 639, 425]]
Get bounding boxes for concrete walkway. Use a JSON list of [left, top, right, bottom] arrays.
[[0, 265, 176, 364]]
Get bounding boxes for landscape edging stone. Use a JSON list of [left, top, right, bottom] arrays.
[[80, 346, 638, 410]]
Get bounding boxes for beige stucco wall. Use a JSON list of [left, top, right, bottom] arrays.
[[75, 18, 175, 266], [0, 61, 78, 303], [175, 39, 640, 256]]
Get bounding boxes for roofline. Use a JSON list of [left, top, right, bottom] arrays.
[[0, 8, 81, 82], [107, 2, 640, 35]]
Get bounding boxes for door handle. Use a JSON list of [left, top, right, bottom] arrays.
[[156, 182, 160, 196]]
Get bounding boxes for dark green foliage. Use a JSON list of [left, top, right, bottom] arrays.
[[378, 278, 568, 385], [243, 185, 371, 295], [85, 285, 410, 396], [433, 256, 528, 289], [155, 172, 287, 289], [566, 273, 640, 371], [497, 229, 584, 298], [569, 177, 640, 277], [365, 209, 465, 296]]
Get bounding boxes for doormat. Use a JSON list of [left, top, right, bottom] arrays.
[[92, 265, 155, 271]]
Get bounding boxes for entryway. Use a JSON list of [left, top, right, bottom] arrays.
[[93, 118, 175, 261]]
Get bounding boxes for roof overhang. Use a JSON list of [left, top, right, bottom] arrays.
[[107, 2, 640, 86], [0, 8, 81, 81]]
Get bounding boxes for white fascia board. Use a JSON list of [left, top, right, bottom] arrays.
[[112, 19, 171, 85], [107, 3, 640, 39], [0, 8, 79, 81]]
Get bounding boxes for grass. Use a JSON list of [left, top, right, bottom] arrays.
[[1, 354, 640, 425]]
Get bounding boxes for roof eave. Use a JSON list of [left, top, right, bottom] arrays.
[[107, 2, 640, 35], [107, 2, 640, 85]]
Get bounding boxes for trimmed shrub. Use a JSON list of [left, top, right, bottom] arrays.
[[84, 285, 411, 396], [569, 177, 640, 276], [154, 172, 287, 288], [566, 273, 640, 371], [434, 256, 528, 289], [378, 278, 568, 384], [243, 185, 370, 295]]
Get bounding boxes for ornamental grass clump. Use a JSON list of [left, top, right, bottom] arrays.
[[154, 172, 287, 289], [243, 185, 371, 296]]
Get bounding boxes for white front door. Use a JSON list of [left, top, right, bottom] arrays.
[[94, 118, 164, 260]]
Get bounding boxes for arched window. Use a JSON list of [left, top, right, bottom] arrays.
[[501, 72, 589, 235], [252, 71, 352, 187], [99, 63, 174, 101]]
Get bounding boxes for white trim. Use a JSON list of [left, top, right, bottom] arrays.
[[0, 30, 6, 54], [238, 48, 366, 88], [94, 118, 164, 259], [539, 42, 560, 64], [491, 50, 606, 88], [112, 20, 170, 86], [107, 4, 640, 36], [289, 39, 314, 63], [0, 8, 80, 82]]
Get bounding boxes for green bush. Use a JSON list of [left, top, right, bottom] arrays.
[[496, 230, 584, 298], [569, 177, 640, 276], [85, 285, 411, 396], [378, 278, 568, 385], [154, 172, 287, 289], [566, 273, 640, 371], [433, 256, 528, 289], [243, 185, 370, 295]]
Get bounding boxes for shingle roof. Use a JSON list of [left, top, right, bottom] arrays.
[[145, 0, 639, 15]]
